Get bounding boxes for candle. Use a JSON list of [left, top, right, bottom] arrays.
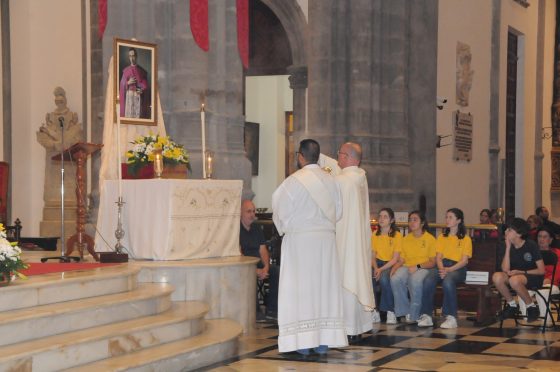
[[116, 104, 122, 198], [207, 153, 213, 178], [201, 104, 206, 179]]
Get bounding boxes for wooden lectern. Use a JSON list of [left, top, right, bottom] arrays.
[[52, 142, 102, 260]]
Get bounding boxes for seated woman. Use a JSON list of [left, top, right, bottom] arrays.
[[419, 208, 471, 329], [473, 208, 498, 241], [371, 208, 402, 324], [518, 225, 560, 321], [390, 211, 436, 324], [526, 215, 542, 242], [492, 218, 545, 322]]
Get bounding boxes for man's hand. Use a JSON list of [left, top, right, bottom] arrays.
[[373, 268, 381, 281], [439, 267, 449, 279], [127, 76, 137, 86], [256, 268, 269, 280], [506, 270, 524, 277]]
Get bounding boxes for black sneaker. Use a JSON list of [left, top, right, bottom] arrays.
[[501, 304, 519, 320], [526, 305, 540, 322]]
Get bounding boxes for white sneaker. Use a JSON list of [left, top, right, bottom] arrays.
[[417, 314, 433, 327], [372, 310, 381, 323], [386, 311, 397, 324], [440, 315, 458, 329], [405, 314, 416, 324]]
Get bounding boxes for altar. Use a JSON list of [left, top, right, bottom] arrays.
[[95, 179, 243, 260]]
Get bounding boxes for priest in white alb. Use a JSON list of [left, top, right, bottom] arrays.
[[335, 142, 375, 338], [272, 139, 347, 355]]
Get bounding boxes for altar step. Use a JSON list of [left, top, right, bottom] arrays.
[[63, 318, 242, 372], [0, 264, 140, 312], [0, 301, 209, 372], [0, 282, 174, 346]]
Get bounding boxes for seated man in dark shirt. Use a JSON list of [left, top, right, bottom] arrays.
[[492, 218, 545, 322], [240, 199, 279, 319]]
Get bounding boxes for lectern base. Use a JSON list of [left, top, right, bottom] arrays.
[[98, 252, 129, 263]]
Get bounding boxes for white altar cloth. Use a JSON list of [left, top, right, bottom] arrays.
[[95, 179, 242, 260]]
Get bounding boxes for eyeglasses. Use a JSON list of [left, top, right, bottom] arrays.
[[294, 151, 300, 157]]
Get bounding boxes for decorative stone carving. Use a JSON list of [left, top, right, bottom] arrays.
[[287, 66, 308, 90], [36, 87, 84, 239], [456, 42, 474, 107]]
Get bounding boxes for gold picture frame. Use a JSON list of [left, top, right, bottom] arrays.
[[114, 38, 158, 126]]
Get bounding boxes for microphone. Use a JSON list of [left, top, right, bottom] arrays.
[[58, 117, 64, 127]]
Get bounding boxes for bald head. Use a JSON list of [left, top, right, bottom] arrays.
[[241, 199, 256, 229], [337, 142, 362, 168]]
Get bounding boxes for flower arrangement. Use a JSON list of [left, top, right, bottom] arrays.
[[125, 133, 191, 175], [0, 223, 28, 284]]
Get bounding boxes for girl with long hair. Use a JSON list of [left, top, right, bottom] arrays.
[[419, 208, 471, 329], [390, 211, 436, 323], [371, 208, 402, 324]]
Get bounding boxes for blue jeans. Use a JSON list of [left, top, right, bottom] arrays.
[[390, 266, 431, 321], [421, 259, 466, 317], [373, 259, 394, 312]]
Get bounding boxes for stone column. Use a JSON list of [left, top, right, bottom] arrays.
[[304, 0, 436, 215]]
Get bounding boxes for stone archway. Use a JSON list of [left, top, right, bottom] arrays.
[[259, 0, 308, 137]]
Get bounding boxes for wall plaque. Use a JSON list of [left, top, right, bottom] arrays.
[[453, 111, 473, 161]]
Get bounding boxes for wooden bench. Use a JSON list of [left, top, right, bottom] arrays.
[[434, 237, 501, 325]]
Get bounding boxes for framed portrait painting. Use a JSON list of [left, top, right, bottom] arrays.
[[114, 38, 158, 126]]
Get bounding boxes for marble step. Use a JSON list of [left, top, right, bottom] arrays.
[[0, 264, 139, 312], [64, 318, 242, 372], [0, 301, 209, 372], [0, 283, 174, 346]]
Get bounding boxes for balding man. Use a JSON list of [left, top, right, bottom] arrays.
[[240, 199, 278, 319], [335, 142, 375, 341]]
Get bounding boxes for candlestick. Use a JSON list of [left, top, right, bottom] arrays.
[[201, 104, 206, 179], [116, 104, 122, 197]]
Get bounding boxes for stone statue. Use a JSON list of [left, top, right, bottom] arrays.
[[456, 42, 474, 107], [36, 87, 83, 239]]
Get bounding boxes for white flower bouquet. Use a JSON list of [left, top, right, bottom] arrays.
[[0, 223, 28, 284]]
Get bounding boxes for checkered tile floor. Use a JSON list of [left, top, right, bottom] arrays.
[[205, 315, 560, 371]]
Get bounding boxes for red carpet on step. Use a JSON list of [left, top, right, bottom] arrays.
[[21, 262, 120, 276]]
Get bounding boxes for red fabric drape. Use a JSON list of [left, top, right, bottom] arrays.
[[236, 0, 249, 68], [190, 0, 209, 51], [98, 0, 108, 39]]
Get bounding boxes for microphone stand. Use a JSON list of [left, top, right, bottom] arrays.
[[41, 116, 80, 263]]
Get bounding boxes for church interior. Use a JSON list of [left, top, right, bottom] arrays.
[[1, 0, 560, 370]]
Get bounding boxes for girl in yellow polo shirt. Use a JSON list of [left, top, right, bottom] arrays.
[[372, 208, 402, 324], [418, 208, 472, 329], [389, 210, 436, 323]]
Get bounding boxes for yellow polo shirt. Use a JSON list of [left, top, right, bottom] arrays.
[[401, 231, 436, 266], [371, 231, 403, 261], [436, 234, 472, 262]]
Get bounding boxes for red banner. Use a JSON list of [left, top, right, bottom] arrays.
[[98, 0, 108, 39], [190, 0, 209, 51], [236, 0, 249, 68]]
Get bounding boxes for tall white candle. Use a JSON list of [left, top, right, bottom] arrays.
[[201, 104, 207, 179], [116, 104, 122, 198]]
